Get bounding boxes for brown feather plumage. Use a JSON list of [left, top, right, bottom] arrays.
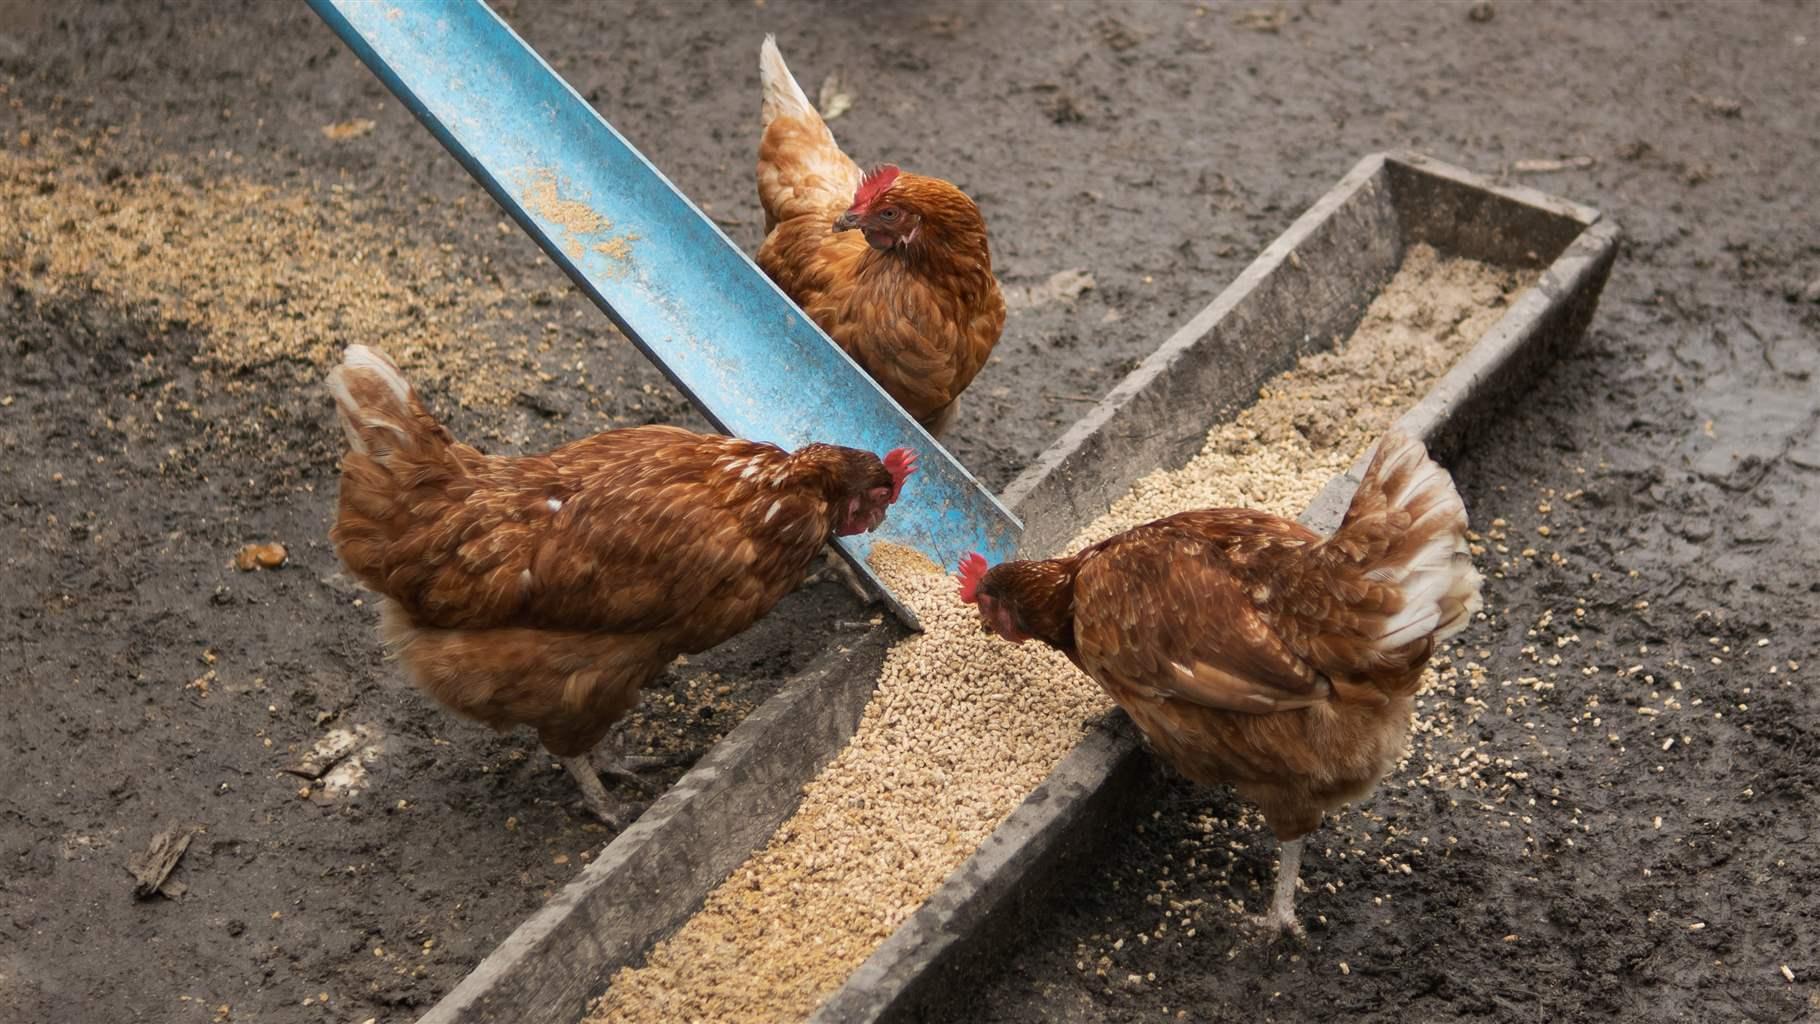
[[328, 346, 900, 774], [972, 432, 1483, 848], [755, 39, 1004, 436]]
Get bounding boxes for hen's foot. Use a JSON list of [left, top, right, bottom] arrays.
[[1244, 836, 1308, 942], [1243, 910, 1308, 943], [561, 755, 634, 829], [593, 751, 690, 794], [804, 548, 877, 604]]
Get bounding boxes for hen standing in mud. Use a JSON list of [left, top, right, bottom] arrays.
[[960, 431, 1482, 933], [754, 36, 1005, 439], [327, 345, 917, 825]]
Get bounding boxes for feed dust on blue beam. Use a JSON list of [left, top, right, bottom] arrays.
[[306, 0, 1021, 628]]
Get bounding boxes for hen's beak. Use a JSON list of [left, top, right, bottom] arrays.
[[832, 211, 860, 233]]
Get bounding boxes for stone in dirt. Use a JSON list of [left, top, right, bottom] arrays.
[[233, 542, 287, 571]]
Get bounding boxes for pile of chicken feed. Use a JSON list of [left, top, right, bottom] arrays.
[[0, 141, 614, 412], [585, 245, 1533, 1024]]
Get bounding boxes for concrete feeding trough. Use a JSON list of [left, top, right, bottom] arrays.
[[813, 150, 1618, 1023], [413, 151, 1617, 1024]]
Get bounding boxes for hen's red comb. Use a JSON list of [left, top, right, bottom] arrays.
[[884, 447, 918, 500], [956, 551, 990, 605], [851, 164, 901, 213]]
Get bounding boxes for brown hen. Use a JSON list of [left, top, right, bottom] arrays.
[[755, 36, 1005, 438], [327, 346, 916, 825], [959, 431, 1482, 933]]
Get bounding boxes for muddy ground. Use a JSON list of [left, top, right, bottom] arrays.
[[0, 1, 1815, 1022]]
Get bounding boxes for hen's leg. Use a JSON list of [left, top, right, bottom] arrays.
[[1267, 838, 1303, 928], [802, 546, 876, 604], [826, 548, 876, 603], [1258, 838, 1306, 937], [561, 754, 628, 830], [919, 399, 957, 440], [593, 724, 689, 793]]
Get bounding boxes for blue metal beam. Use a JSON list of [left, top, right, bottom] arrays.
[[306, 0, 1022, 627]]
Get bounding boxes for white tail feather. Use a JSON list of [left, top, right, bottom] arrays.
[[326, 375, 368, 455], [327, 345, 421, 461], [760, 35, 817, 127], [340, 344, 411, 407]]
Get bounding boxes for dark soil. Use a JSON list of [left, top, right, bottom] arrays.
[[958, 3, 1820, 1024], [0, 1, 1815, 1023]]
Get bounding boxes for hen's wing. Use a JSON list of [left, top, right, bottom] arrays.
[[344, 428, 810, 638], [1074, 523, 1331, 714]]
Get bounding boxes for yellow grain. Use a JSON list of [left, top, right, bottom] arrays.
[[0, 143, 598, 409]]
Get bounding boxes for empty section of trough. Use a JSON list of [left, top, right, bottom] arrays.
[[412, 152, 1616, 1024], [812, 152, 1619, 1024]]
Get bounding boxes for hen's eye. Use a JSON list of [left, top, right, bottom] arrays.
[[880, 208, 898, 221]]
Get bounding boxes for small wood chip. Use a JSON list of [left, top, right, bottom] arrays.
[[281, 725, 376, 780], [1689, 93, 1743, 118], [816, 72, 853, 121], [1234, 7, 1289, 32], [1511, 156, 1596, 174], [127, 827, 193, 900], [320, 118, 377, 141]]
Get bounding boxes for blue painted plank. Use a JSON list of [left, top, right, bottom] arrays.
[[306, 0, 1022, 626]]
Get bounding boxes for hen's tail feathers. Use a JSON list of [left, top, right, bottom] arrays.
[[1339, 430, 1484, 654], [760, 34, 819, 128], [755, 36, 861, 229], [327, 345, 453, 467]]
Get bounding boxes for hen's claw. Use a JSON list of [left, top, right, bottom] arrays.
[[576, 800, 628, 831], [1243, 911, 1308, 943], [597, 763, 651, 794], [561, 754, 634, 829], [593, 751, 689, 794]]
